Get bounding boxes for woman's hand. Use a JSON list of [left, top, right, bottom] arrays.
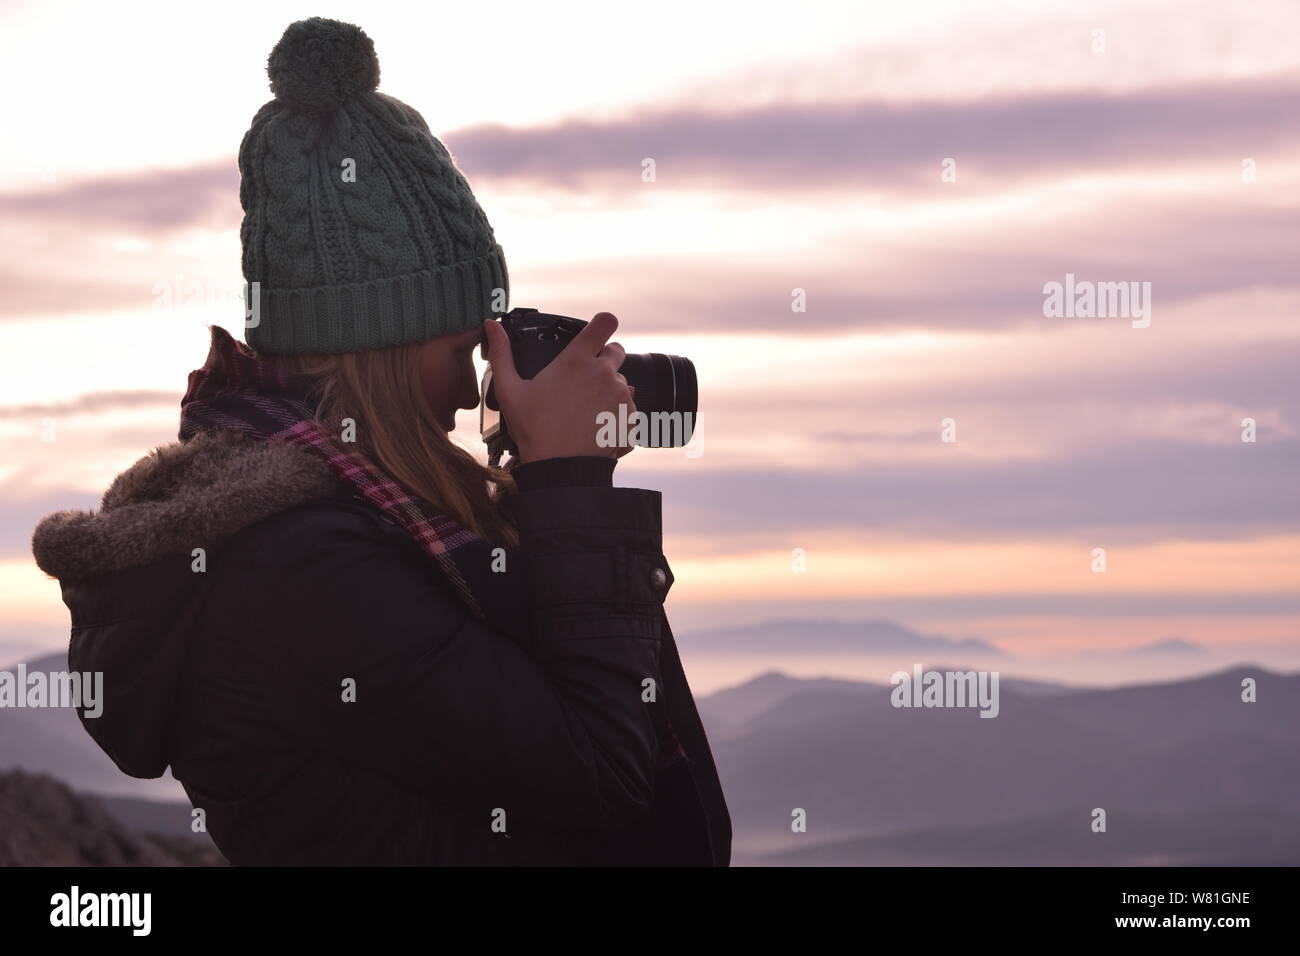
[[483, 312, 638, 464]]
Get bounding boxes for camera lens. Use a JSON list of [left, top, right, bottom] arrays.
[[618, 353, 698, 447]]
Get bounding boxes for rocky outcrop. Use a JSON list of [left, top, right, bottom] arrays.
[[0, 769, 226, 866]]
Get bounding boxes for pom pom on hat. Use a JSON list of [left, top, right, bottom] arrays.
[[267, 17, 380, 118]]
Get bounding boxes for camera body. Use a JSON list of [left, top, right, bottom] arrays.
[[479, 308, 698, 469]]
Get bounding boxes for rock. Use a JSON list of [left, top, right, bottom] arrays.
[[0, 769, 226, 866]]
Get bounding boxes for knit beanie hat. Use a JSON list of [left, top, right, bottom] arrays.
[[238, 17, 510, 355]]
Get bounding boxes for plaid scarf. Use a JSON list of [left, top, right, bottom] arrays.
[[179, 323, 495, 623], [178, 323, 685, 769]]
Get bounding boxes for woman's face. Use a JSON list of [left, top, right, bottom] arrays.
[[415, 326, 486, 431]]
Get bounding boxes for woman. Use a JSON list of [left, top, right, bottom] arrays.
[[30, 17, 730, 866]]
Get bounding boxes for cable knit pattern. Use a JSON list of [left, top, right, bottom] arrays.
[[258, 109, 320, 290], [238, 18, 509, 355]]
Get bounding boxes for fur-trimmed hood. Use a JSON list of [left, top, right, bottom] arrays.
[[32, 429, 346, 583], [29, 429, 350, 781]]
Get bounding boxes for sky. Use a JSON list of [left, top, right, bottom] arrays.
[[0, 0, 1297, 681]]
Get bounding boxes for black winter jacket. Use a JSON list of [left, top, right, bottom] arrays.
[[30, 428, 731, 866]]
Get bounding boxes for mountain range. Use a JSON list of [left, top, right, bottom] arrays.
[[3, 631, 1296, 865]]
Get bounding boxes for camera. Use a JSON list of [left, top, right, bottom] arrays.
[[479, 308, 698, 469]]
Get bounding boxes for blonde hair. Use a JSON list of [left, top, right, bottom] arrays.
[[256, 340, 520, 548]]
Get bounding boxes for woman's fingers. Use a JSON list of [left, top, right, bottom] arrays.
[[565, 312, 619, 361], [482, 319, 520, 391], [494, 311, 645, 463], [597, 340, 625, 371]]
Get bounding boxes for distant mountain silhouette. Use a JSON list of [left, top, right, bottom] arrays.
[[701, 665, 1300, 865], [1080, 637, 1208, 657], [696, 672, 880, 739], [699, 668, 1075, 742], [1132, 636, 1206, 655], [0, 769, 224, 866], [913, 664, 1075, 698], [681, 617, 1006, 656]]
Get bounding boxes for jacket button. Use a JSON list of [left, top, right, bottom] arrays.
[[650, 567, 667, 590]]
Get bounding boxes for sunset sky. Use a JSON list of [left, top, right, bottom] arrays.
[[1, 0, 1297, 678]]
